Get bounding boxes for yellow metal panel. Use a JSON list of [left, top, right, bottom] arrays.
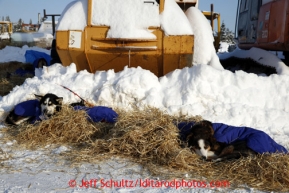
[[84, 26, 164, 76], [0, 21, 13, 34], [160, 0, 165, 13], [68, 30, 91, 72], [56, 0, 195, 77], [87, 0, 93, 26], [56, 31, 73, 67], [163, 35, 194, 75]]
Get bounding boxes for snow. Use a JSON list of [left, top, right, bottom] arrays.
[[0, 45, 50, 63], [10, 21, 55, 44], [1, 0, 289, 192], [0, 32, 10, 40], [11, 32, 53, 43], [56, 0, 87, 31], [38, 21, 58, 34], [10, 21, 55, 45], [160, 0, 193, 35], [92, 0, 159, 38], [217, 42, 230, 53], [0, 45, 289, 192], [57, 0, 193, 37], [186, 7, 224, 70]]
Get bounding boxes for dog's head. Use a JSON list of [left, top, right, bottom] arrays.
[[187, 120, 218, 159], [35, 93, 63, 118]]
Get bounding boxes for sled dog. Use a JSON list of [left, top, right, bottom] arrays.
[[5, 93, 63, 125], [187, 120, 255, 162]]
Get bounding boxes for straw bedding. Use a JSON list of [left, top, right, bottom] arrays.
[[3, 105, 289, 192], [0, 62, 34, 96]]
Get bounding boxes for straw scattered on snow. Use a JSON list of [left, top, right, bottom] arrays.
[[3, 106, 289, 192]]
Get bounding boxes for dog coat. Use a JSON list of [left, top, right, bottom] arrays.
[[73, 106, 118, 123], [25, 50, 51, 69], [13, 99, 42, 123], [10, 100, 118, 124], [178, 122, 288, 154]]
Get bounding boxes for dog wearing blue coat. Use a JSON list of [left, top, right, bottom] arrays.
[[5, 93, 118, 126], [5, 93, 64, 125], [182, 120, 287, 162]]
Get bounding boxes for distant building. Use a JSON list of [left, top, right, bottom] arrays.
[[21, 23, 40, 32], [20, 21, 58, 34]]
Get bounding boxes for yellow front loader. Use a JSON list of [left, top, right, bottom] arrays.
[[53, 0, 220, 77], [0, 21, 13, 40]]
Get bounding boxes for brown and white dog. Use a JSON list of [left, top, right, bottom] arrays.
[[187, 120, 256, 162]]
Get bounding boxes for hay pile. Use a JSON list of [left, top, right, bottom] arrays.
[[0, 62, 34, 96], [4, 106, 289, 192], [13, 105, 107, 147], [83, 108, 203, 168]]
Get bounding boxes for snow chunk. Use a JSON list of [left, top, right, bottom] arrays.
[[56, 0, 87, 31], [92, 0, 160, 39], [185, 7, 223, 70], [218, 42, 230, 53], [160, 0, 193, 35], [57, 0, 193, 37], [52, 146, 70, 154]]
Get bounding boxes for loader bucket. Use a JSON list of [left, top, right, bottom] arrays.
[[56, 0, 195, 77]]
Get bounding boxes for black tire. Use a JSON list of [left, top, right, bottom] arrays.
[[37, 58, 47, 68], [50, 39, 61, 65]]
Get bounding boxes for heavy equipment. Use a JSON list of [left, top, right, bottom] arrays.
[[0, 21, 13, 40], [236, 0, 289, 60], [51, 0, 221, 77]]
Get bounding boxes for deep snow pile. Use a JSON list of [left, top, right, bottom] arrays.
[[0, 62, 289, 152], [0, 56, 289, 192], [186, 7, 223, 70]]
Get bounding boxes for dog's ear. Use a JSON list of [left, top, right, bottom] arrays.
[[201, 120, 214, 133], [56, 97, 63, 105], [34, 94, 43, 100]]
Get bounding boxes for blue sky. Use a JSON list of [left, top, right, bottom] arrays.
[[0, 0, 238, 31], [199, 0, 238, 31]]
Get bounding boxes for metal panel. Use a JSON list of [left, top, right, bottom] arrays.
[[267, 0, 287, 43], [238, 0, 261, 44], [56, 0, 195, 77]]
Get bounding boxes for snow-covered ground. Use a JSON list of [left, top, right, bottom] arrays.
[[11, 32, 53, 44], [0, 32, 10, 40], [10, 21, 55, 47], [0, 45, 50, 63], [1, 43, 289, 193], [0, 0, 289, 192]]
